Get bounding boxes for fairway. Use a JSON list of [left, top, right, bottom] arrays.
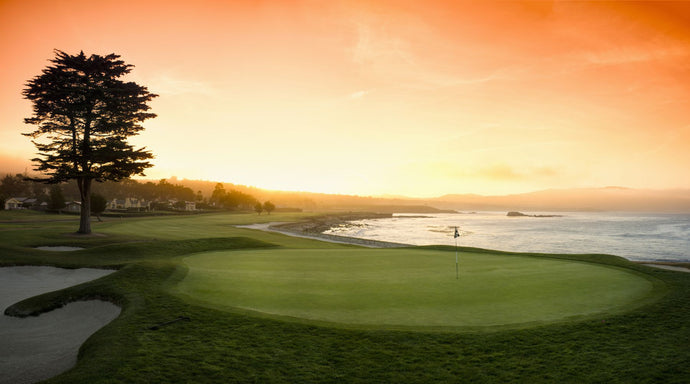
[[176, 248, 658, 329]]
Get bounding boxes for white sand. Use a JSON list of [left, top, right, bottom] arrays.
[[236, 222, 410, 248], [0, 266, 120, 384], [236, 222, 363, 245], [642, 264, 690, 273]]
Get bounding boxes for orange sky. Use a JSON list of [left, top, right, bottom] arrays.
[[1, 0, 689, 197]]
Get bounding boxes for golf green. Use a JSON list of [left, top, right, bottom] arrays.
[[175, 248, 659, 330]]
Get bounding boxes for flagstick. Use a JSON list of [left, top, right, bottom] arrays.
[[455, 236, 458, 280], [455, 227, 459, 280]]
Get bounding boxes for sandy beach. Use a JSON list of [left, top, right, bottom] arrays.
[[641, 264, 690, 273], [237, 222, 411, 248], [0, 266, 120, 384]]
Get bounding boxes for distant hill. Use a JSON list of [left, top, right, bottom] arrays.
[[432, 187, 690, 213], [135, 178, 690, 213], [140, 177, 449, 213]]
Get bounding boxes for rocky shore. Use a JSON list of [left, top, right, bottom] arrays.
[[272, 213, 391, 233], [507, 211, 563, 218]]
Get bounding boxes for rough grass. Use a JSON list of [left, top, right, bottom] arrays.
[[0, 210, 688, 383]]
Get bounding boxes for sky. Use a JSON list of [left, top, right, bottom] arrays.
[[1, 0, 689, 197]]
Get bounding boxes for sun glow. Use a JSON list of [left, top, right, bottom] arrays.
[[2, 1, 689, 197]]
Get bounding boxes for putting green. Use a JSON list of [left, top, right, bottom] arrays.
[[175, 249, 659, 329]]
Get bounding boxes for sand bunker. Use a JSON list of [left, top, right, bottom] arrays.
[[0, 266, 120, 384]]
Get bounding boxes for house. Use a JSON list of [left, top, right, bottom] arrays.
[[4, 197, 24, 210], [4, 197, 38, 210], [107, 197, 150, 211], [185, 201, 196, 211], [108, 199, 126, 210], [22, 198, 38, 209], [65, 201, 81, 213]]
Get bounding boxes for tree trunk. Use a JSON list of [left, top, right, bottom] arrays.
[[77, 177, 92, 234]]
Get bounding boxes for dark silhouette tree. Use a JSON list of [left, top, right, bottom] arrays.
[[263, 201, 275, 215], [48, 185, 67, 212], [0, 173, 34, 198], [90, 193, 107, 221], [23, 50, 157, 234], [211, 183, 226, 207], [254, 202, 264, 215]]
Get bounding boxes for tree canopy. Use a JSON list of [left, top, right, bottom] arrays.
[[90, 193, 107, 221], [263, 201, 275, 214], [211, 183, 259, 210], [23, 50, 157, 233], [48, 185, 66, 211], [0, 174, 35, 198]]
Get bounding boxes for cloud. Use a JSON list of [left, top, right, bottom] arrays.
[[476, 164, 561, 181], [351, 18, 414, 66], [427, 162, 561, 182], [347, 10, 503, 90], [479, 164, 523, 180], [146, 74, 216, 96], [580, 45, 689, 66], [348, 89, 373, 99]]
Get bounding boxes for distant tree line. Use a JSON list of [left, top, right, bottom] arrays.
[[61, 178, 199, 210], [210, 183, 260, 210], [0, 174, 266, 213], [0, 174, 46, 209]]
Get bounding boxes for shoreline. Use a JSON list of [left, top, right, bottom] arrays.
[[237, 222, 411, 248], [297, 212, 690, 264], [239, 216, 690, 271], [639, 263, 690, 272], [239, 212, 412, 248]]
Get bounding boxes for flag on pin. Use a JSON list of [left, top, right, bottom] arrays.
[[454, 227, 460, 238]]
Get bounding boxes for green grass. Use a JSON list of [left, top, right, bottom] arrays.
[[0, 209, 79, 223], [1, 210, 689, 383], [176, 249, 661, 330]]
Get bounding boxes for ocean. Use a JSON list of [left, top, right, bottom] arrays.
[[323, 212, 690, 262]]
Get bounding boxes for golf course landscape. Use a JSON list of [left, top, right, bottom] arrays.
[[1, 210, 689, 383]]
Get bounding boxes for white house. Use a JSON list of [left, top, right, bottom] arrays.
[[108, 199, 125, 210], [107, 197, 150, 211], [4, 197, 24, 210], [3, 197, 38, 210]]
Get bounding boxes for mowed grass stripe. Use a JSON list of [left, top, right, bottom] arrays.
[[175, 249, 658, 329], [99, 212, 348, 249]]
